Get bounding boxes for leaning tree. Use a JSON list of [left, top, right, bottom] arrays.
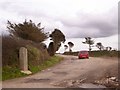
[[106, 46, 112, 51], [96, 42, 104, 51], [68, 42, 74, 52], [48, 28, 65, 56], [82, 37, 94, 51], [64, 45, 68, 51]]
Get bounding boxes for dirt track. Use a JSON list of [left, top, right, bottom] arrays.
[[2, 55, 118, 88]]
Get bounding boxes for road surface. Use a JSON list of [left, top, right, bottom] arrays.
[[2, 55, 118, 88]]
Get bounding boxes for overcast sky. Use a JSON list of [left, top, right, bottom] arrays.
[[0, 0, 119, 51]]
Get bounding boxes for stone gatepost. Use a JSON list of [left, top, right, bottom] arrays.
[[19, 47, 32, 74]]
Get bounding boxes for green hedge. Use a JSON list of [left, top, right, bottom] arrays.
[[64, 51, 119, 58]]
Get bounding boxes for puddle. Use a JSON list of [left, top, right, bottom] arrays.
[[52, 71, 68, 75], [25, 78, 51, 83], [79, 83, 106, 88]]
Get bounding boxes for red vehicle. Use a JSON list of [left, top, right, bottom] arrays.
[[78, 51, 89, 59]]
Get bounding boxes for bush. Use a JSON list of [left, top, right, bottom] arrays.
[[2, 36, 20, 67]]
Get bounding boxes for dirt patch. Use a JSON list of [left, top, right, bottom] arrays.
[[93, 77, 119, 88], [24, 78, 51, 83]]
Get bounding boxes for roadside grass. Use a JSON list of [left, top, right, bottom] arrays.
[[29, 55, 63, 73], [2, 66, 27, 81], [2, 55, 63, 81]]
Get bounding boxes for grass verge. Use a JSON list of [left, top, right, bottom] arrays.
[[29, 55, 63, 73], [2, 55, 63, 81], [2, 66, 27, 81]]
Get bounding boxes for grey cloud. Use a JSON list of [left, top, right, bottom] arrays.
[[0, 1, 118, 38], [60, 8, 117, 38], [83, 20, 117, 37], [0, 1, 13, 10]]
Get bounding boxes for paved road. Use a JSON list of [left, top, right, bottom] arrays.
[[2, 55, 118, 88]]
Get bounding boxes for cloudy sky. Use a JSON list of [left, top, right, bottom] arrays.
[[0, 0, 119, 52]]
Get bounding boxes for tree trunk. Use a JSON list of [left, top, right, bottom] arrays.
[[89, 44, 91, 51]]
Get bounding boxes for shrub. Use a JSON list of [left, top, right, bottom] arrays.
[[7, 20, 48, 43]]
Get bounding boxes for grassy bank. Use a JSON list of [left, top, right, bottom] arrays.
[[29, 55, 63, 73], [2, 55, 63, 81]]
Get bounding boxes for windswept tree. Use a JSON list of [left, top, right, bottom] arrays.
[[82, 37, 94, 51], [64, 45, 68, 51], [68, 42, 74, 52], [48, 28, 65, 56], [7, 20, 48, 43], [96, 42, 104, 51], [106, 46, 112, 51]]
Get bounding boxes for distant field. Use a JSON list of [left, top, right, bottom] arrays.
[[63, 51, 120, 58]]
